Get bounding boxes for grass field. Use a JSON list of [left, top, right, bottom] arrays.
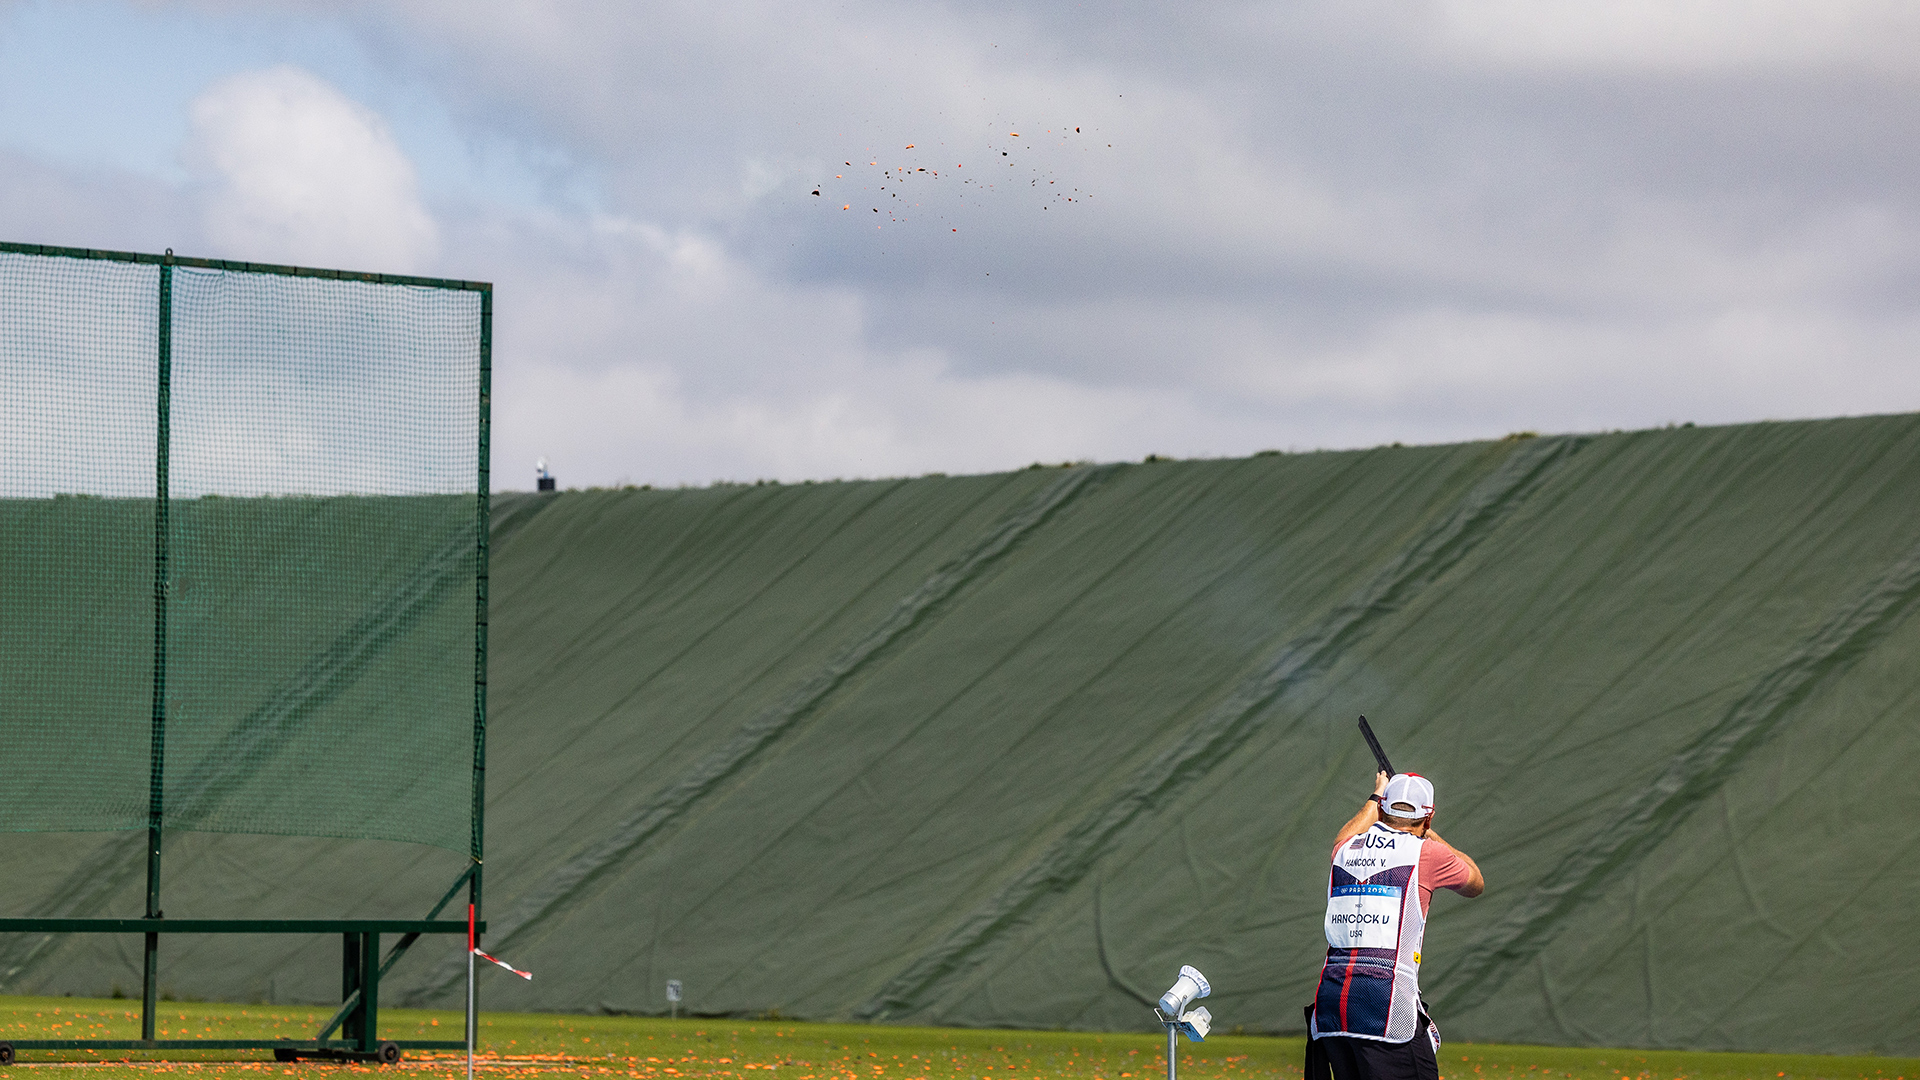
[[0, 998, 1914, 1080]]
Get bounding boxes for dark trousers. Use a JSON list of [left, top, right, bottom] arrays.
[[1304, 1011, 1437, 1080]]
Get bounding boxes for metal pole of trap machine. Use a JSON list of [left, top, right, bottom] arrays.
[[1155, 1011, 1177, 1080]]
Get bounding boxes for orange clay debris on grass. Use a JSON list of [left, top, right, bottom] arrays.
[[0, 997, 1916, 1080]]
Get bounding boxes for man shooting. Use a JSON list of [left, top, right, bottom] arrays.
[[1307, 770, 1484, 1080]]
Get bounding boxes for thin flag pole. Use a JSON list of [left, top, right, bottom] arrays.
[[466, 902, 477, 1080]]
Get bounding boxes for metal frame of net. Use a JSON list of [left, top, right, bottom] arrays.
[[0, 241, 490, 1059]]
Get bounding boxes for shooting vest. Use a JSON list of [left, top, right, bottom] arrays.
[[1311, 822, 1428, 1043]]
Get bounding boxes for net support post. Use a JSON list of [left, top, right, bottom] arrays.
[[340, 934, 362, 1046], [360, 932, 381, 1054], [468, 283, 492, 1060], [472, 283, 491, 911], [338, 932, 382, 1054], [141, 249, 174, 1044]]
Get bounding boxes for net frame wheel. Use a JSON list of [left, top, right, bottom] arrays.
[[273, 1048, 298, 1062], [0, 1041, 14, 1066], [377, 1041, 402, 1064]]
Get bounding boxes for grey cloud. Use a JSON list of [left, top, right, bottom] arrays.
[[0, 150, 199, 254], [320, 0, 1920, 477]]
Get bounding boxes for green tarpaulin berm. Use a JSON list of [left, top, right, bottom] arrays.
[[4, 413, 1920, 1055]]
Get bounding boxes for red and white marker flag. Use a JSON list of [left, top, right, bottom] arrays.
[[474, 948, 532, 980], [468, 903, 532, 980]]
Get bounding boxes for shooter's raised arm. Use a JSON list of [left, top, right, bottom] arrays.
[[1333, 770, 1390, 847], [1421, 824, 1485, 897]]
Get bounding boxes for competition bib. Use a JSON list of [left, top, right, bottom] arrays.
[[1324, 881, 1403, 949], [1316, 824, 1428, 1041]]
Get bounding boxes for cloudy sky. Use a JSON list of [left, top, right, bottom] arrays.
[[3, 1, 1918, 489]]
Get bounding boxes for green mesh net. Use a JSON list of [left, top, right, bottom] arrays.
[[0, 245, 485, 853], [0, 252, 158, 832]]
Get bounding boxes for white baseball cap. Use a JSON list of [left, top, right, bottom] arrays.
[[1380, 773, 1435, 819]]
